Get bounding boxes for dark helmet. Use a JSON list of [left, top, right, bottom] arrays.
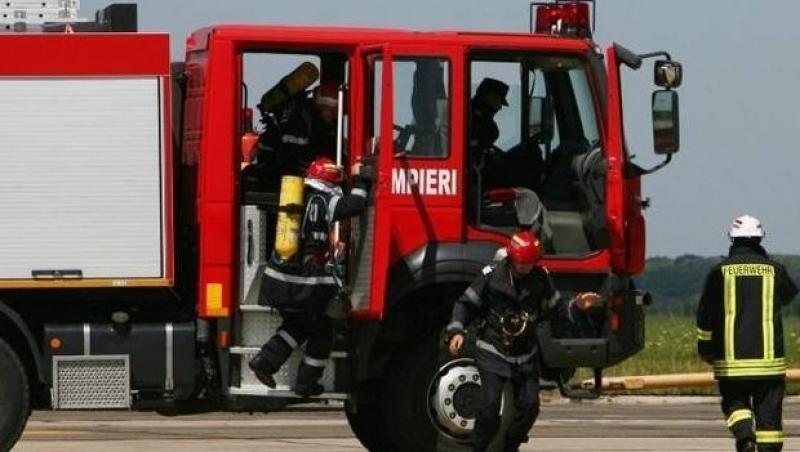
[[476, 78, 509, 106]]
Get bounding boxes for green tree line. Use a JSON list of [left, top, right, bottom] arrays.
[[637, 254, 800, 316]]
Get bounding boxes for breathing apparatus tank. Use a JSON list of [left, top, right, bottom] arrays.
[[274, 175, 305, 262], [258, 62, 319, 114]]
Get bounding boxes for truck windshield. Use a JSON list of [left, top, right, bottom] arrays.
[[565, 66, 600, 149]]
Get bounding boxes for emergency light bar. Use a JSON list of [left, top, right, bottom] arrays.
[[530, 1, 595, 38]]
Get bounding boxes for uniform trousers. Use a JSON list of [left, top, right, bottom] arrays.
[[719, 378, 785, 452], [473, 348, 541, 452]]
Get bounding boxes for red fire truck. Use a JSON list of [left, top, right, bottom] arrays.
[[0, 1, 682, 451]]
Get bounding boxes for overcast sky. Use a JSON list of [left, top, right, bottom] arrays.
[[78, 0, 800, 257]]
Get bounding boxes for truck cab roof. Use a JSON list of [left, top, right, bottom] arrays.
[[187, 24, 595, 54]]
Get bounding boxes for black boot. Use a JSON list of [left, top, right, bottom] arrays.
[[249, 344, 284, 389], [294, 361, 325, 396], [736, 438, 756, 452], [249, 332, 298, 388], [248, 352, 277, 388]]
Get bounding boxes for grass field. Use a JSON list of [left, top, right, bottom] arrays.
[[577, 315, 800, 395]]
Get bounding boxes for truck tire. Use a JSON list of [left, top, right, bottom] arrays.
[[0, 337, 31, 452], [345, 380, 397, 452], [383, 336, 513, 452]]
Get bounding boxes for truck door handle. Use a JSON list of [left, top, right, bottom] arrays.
[[31, 269, 83, 279], [246, 220, 254, 266]]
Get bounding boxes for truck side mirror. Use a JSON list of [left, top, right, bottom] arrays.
[[528, 96, 554, 144], [652, 90, 679, 155], [654, 60, 682, 88]]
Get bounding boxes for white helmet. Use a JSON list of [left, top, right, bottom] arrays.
[[729, 214, 765, 239]]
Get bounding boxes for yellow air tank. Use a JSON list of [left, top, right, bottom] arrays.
[[259, 62, 320, 113], [274, 175, 305, 262]]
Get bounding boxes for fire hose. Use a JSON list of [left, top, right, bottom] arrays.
[[581, 369, 800, 391]]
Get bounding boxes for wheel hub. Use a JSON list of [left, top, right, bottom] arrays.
[[429, 359, 481, 437], [452, 382, 481, 419]]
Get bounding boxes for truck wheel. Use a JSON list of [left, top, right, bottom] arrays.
[[383, 337, 513, 452], [0, 337, 31, 452], [345, 379, 397, 452]]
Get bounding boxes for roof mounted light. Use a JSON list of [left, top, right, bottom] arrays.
[[530, 1, 594, 38]]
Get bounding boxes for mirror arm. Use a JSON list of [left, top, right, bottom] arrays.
[[638, 51, 672, 62], [627, 153, 672, 177], [614, 43, 642, 70]]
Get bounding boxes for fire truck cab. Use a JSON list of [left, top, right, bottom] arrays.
[[0, 2, 682, 451]]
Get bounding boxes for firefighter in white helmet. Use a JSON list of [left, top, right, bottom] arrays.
[[445, 230, 601, 451], [697, 215, 798, 452]]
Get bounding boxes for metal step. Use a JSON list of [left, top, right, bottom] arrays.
[[239, 304, 274, 313], [231, 347, 347, 359], [233, 350, 342, 395], [229, 384, 348, 400]]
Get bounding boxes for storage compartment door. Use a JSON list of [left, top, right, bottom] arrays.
[[0, 77, 166, 284]]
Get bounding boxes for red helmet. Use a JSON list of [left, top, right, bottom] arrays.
[[306, 157, 343, 184], [506, 231, 542, 264]]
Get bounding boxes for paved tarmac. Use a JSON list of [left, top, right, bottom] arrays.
[[13, 397, 800, 451]]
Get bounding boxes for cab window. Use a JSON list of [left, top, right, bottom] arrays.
[[468, 54, 606, 256], [371, 57, 450, 158]]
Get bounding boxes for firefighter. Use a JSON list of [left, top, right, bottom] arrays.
[[468, 78, 509, 221], [248, 76, 342, 192], [446, 231, 601, 452], [249, 156, 371, 396], [470, 77, 508, 153], [696, 215, 798, 452]]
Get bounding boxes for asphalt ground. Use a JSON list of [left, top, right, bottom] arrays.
[[13, 397, 800, 451]]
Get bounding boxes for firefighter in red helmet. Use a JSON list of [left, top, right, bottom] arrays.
[[249, 156, 370, 396], [446, 231, 601, 451]]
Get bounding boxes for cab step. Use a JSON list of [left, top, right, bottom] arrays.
[[230, 347, 348, 398], [228, 385, 348, 400]]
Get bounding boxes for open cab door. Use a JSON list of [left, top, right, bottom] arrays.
[[607, 43, 682, 275], [349, 45, 394, 321], [603, 44, 628, 274]]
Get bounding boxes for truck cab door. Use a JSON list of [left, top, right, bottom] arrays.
[[348, 45, 394, 321], [605, 44, 642, 275]]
